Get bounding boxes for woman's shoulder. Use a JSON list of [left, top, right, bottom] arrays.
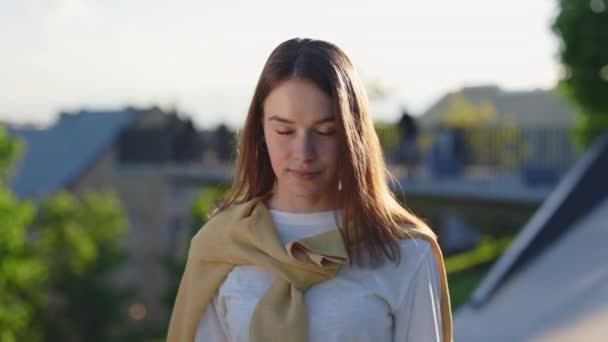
[[375, 235, 437, 281], [396, 237, 434, 268], [396, 222, 437, 241], [393, 221, 443, 278], [351, 238, 434, 279]]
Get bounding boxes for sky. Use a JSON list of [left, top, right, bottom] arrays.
[[0, 0, 561, 129]]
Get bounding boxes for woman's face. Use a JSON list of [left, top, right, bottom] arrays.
[[262, 77, 340, 206]]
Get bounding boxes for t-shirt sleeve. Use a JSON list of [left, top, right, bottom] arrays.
[[194, 294, 229, 342], [394, 243, 444, 342]]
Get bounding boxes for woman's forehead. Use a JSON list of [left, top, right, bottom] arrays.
[[263, 78, 334, 123]]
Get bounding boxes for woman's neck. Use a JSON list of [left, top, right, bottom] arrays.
[[264, 192, 341, 213]]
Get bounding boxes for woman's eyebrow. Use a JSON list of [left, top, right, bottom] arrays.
[[267, 115, 335, 124], [314, 117, 336, 124], [267, 115, 293, 124]]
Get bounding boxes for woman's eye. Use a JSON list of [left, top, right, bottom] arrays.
[[275, 130, 335, 136], [317, 130, 336, 136]]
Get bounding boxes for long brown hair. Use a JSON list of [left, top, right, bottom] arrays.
[[215, 38, 433, 267]]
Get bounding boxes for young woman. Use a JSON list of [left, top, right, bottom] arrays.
[[168, 38, 452, 342]]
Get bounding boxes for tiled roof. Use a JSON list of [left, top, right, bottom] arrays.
[[8, 110, 142, 198]]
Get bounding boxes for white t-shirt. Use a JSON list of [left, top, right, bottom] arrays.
[[195, 209, 444, 342]]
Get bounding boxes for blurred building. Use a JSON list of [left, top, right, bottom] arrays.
[[417, 85, 581, 185], [8, 107, 235, 327], [420, 85, 576, 129]]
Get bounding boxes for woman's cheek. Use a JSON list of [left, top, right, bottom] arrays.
[[323, 140, 339, 158]]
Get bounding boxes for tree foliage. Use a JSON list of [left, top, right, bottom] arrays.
[[2, 124, 138, 341], [435, 95, 528, 171], [33, 190, 134, 342], [553, 0, 608, 146], [374, 121, 402, 153], [0, 125, 46, 342]]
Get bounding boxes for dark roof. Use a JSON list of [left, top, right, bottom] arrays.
[[8, 110, 142, 198], [420, 85, 577, 127]]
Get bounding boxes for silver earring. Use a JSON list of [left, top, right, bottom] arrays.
[[338, 179, 342, 191]]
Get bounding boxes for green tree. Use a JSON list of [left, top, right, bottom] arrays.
[[436, 95, 528, 171], [374, 121, 401, 154], [0, 125, 46, 342], [553, 0, 608, 146], [33, 190, 134, 342], [0, 126, 21, 183]]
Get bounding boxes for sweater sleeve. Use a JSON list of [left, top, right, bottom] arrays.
[[394, 244, 444, 342], [194, 294, 229, 342]]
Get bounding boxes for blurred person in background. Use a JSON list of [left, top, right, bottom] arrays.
[[167, 38, 453, 342], [397, 109, 420, 176]]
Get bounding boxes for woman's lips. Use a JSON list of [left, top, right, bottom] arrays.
[[289, 169, 321, 180]]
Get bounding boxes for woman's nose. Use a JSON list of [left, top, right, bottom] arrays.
[[295, 132, 316, 160]]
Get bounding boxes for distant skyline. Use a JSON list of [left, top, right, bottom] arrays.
[[1, 0, 560, 129]]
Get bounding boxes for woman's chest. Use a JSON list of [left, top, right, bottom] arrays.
[[217, 265, 394, 342]]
